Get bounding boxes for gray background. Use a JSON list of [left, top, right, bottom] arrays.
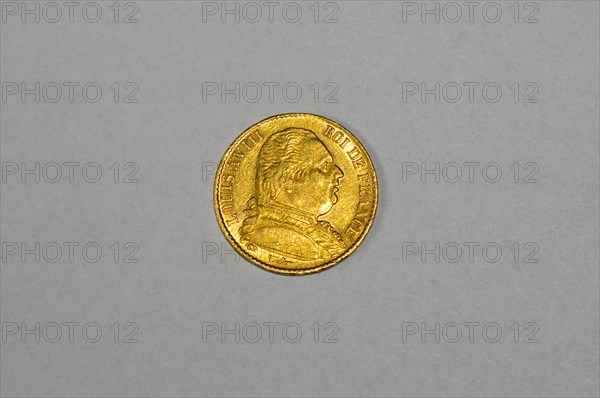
[[1, 1, 599, 397]]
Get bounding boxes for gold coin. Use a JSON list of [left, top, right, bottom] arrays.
[[214, 113, 378, 275]]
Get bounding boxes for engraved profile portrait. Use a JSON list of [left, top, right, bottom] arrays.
[[239, 127, 346, 261]]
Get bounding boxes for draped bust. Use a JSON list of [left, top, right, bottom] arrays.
[[239, 128, 345, 261]]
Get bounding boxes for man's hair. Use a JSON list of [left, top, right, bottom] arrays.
[[256, 128, 318, 204]]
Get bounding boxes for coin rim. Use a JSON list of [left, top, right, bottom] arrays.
[[213, 113, 378, 275]]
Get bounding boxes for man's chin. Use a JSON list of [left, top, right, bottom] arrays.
[[319, 199, 336, 215]]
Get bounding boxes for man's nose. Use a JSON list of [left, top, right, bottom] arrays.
[[334, 165, 344, 179]]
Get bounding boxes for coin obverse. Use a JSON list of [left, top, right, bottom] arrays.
[[214, 113, 378, 275]]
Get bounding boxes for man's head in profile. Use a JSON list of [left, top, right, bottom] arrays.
[[239, 127, 346, 261], [256, 127, 344, 216]]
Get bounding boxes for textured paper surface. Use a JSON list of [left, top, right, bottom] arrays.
[[1, 1, 598, 397]]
